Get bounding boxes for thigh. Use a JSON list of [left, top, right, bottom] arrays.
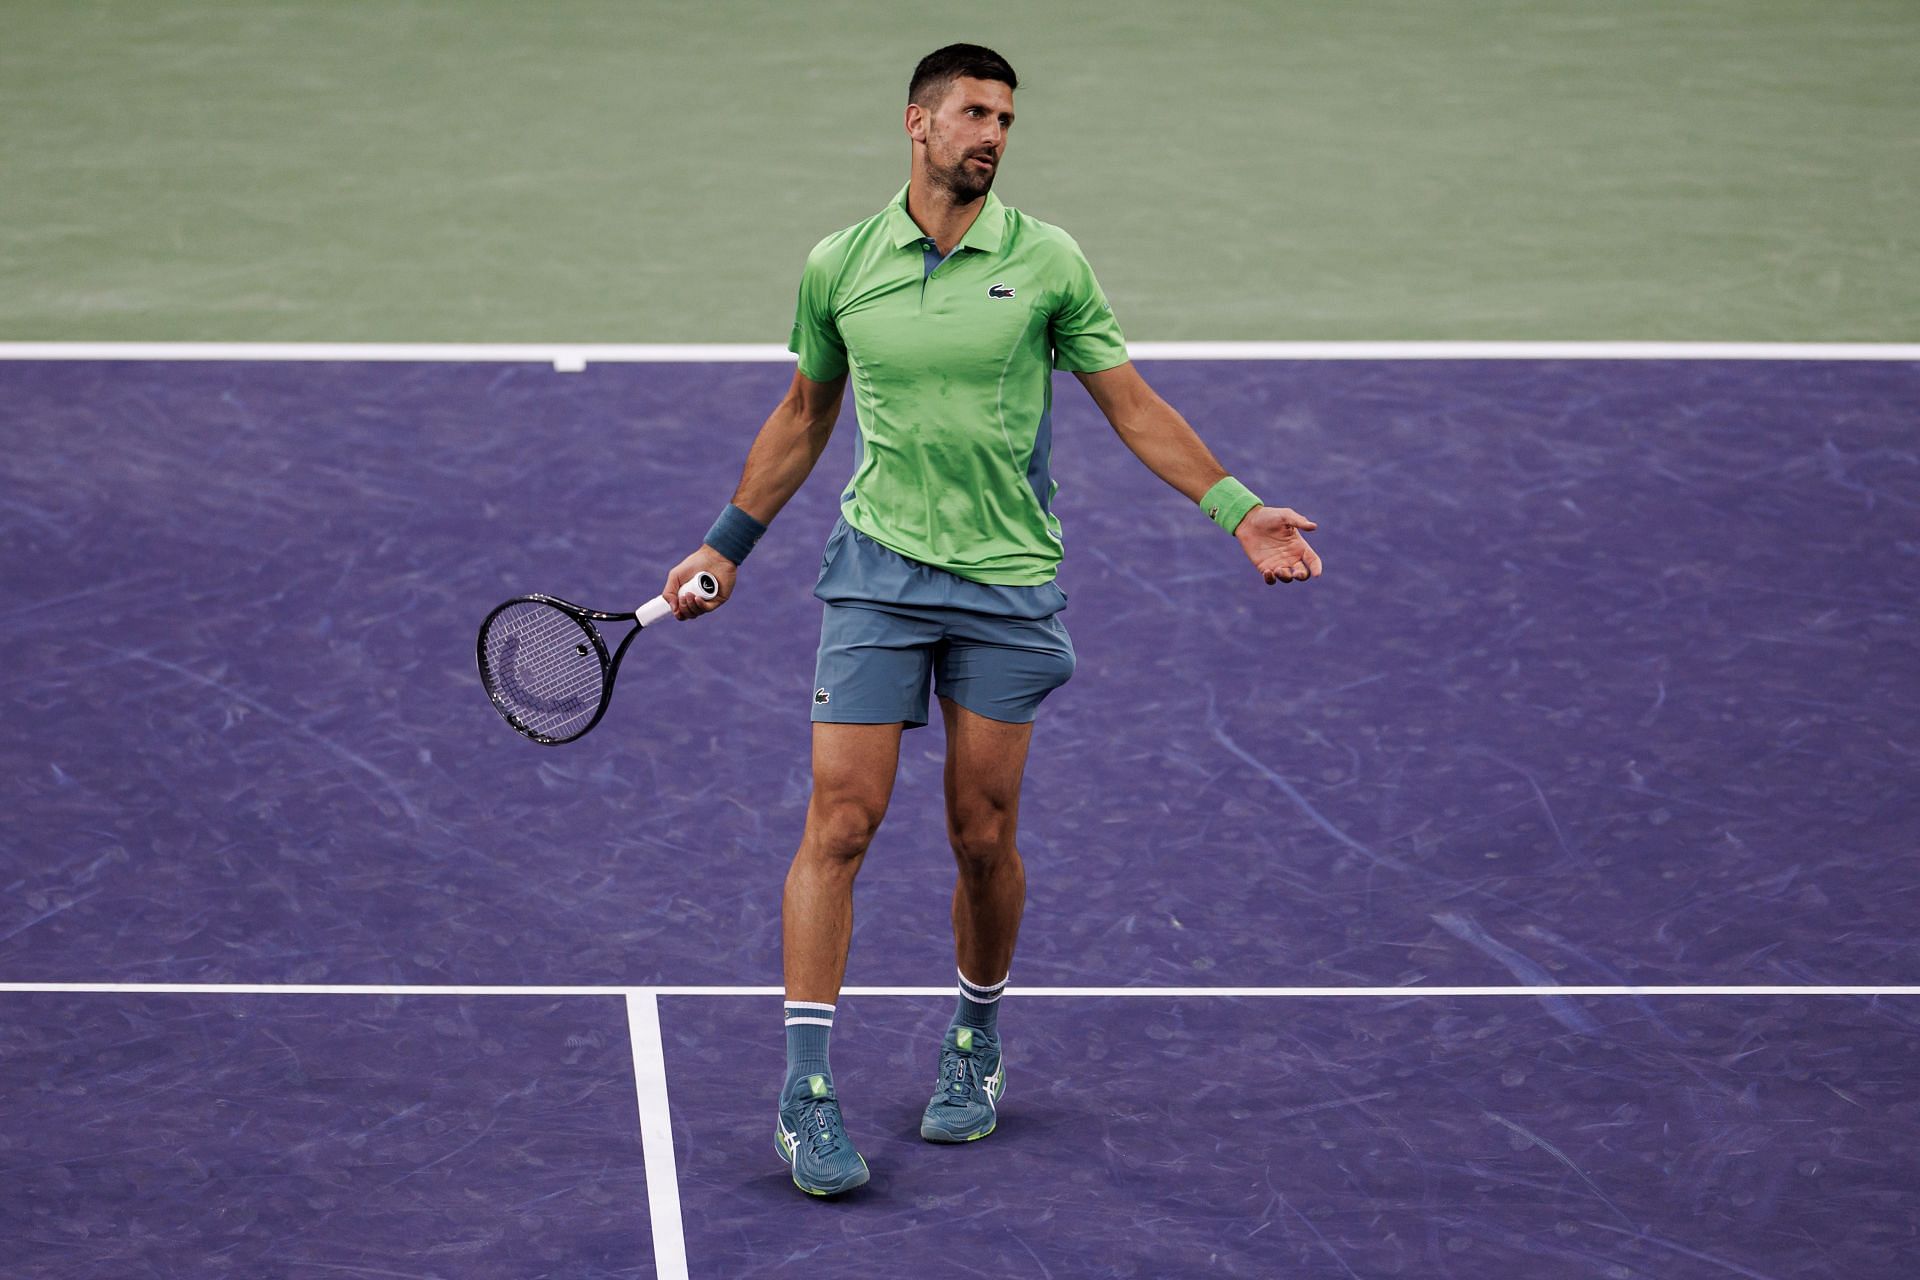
[[939, 695, 1036, 836], [812, 603, 939, 730], [809, 720, 905, 824]]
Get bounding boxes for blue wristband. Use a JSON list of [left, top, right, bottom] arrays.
[[704, 503, 767, 565]]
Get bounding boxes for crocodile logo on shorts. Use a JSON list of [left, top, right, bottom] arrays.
[[814, 688, 831, 705], [988, 283, 1015, 299]]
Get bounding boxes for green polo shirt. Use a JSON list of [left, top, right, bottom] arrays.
[[788, 184, 1129, 586]]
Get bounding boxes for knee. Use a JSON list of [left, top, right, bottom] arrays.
[[949, 806, 1018, 875], [807, 795, 886, 866]]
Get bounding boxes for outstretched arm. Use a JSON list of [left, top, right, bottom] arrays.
[[661, 367, 848, 617], [1074, 362, 1321, 585]]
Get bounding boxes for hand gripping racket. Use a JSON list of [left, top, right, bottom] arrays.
[[477, 572, 719, 744]]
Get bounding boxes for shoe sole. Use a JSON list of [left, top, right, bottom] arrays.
[[920, 1117, 997, 1143], [775, 1127, 870, 1196]]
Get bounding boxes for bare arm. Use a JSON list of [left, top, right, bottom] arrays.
[[729, 368, 848, 523], [1075, 361, 1322, 585], [1073, 361, 1228, 502], [662, 367, 848, 616]]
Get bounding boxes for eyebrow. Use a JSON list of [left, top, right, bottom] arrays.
[[961, 99, 1015, 123]]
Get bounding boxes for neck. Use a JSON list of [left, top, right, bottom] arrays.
[[905, 168, 985, 256]]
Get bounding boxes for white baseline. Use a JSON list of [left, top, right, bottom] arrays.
[[0, 341, 1917, 365], [2, 983, 1916, 998]]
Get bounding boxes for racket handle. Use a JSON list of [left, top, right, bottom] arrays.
[[635, 571, 721, 627]]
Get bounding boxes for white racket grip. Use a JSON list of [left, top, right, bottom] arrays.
[[634, 571, 720, 628]]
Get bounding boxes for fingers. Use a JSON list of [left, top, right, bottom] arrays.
[[674, 582, 721, 621], [1263, 561, 1300, 584], [675, 579, 706, 621], [662, 553, 734, 621], [1275, 507, 1317, 532], [1260, 551, 1323, 585], [677, 578, 725, 619], [660, 571, 696, 621]]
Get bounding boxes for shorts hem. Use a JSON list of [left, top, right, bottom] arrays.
[[938, 691, 1042, 726], [810, 709, 929, 730]]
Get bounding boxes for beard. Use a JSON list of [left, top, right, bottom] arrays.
[[929, 137, 997, 204]]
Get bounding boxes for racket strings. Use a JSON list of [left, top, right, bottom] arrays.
[[479, 602, 608, 740]]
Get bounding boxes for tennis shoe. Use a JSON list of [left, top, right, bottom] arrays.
[[775, 1073, 870, 1196], [919, 1025, 1004, 1143]]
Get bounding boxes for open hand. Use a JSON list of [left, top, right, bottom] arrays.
[[1235, 506, 1322, 584]]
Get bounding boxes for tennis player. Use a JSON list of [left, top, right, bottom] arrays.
[[662, 44, 1321, 1197]]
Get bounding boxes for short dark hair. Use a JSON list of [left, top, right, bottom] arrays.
[[908, 44, 1017, 108]]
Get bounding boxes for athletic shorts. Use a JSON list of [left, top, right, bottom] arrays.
[[810, 601, 1075, 729]]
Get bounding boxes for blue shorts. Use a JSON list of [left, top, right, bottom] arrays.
[[811, 601, 1075, 729]]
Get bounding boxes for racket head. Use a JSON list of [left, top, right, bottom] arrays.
[[477, 595, 616, 744]]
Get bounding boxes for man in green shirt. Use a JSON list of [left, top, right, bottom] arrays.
[[662, 44, 1322, 1197]]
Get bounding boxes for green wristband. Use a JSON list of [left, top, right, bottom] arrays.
[[1200, 476, 1261, 534]]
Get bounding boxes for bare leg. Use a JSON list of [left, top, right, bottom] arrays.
[[782, 721, 904, 1004], [939, 697, 1034, 985]]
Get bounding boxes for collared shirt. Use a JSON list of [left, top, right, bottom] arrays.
[[789, 183, 1129, 590]]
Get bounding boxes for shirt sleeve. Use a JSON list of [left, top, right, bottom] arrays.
[[1049, 238, 1129, 373], [787, 239, 849, 382]]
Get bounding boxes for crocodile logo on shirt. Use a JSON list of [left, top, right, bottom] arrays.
[[814, 688, 831, 705], [987, 283, 1016, 299]]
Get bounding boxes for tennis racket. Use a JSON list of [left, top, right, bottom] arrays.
[[477, 572, 719, 745]]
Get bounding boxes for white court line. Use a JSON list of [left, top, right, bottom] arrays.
[[625, 993, 689, 1280], [0, 341, 1916, 364], [2, 983, 1917, 997], [11, 981, 1912, 1275]]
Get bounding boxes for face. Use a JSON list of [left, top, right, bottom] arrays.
[[908, 76, 1015, 203]]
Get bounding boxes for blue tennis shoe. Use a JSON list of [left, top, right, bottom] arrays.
[[776, 1073, 870, 1196], [919, 1025, 1004, 1142]]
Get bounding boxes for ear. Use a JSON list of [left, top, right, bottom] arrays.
[[905, 102, 929, 144]]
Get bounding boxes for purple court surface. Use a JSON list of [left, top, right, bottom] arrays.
[[3, 356, 1918, 1276]]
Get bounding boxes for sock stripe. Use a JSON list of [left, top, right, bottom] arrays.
[[785, 1000, 835, 1030], [958, 969, 1008, 993], [951, 972, 1005, 1036], [958, 970, 1008, 1004]]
